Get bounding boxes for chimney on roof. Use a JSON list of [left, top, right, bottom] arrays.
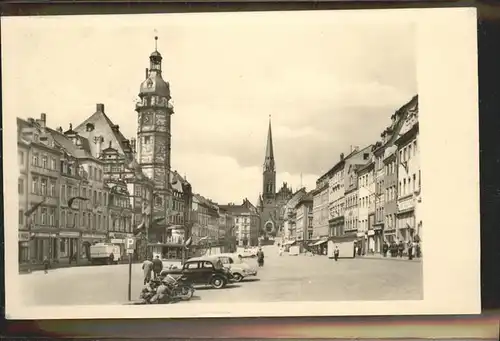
[[57, 126, 63, 133], [40, 113, 47, 127], [96, 103, 105, 112], [340, 153, 344, 161]]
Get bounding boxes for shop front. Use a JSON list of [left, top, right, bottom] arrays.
[[18, 231, 31, 264], [31, 231, 59, 262], [59, 231, 81, 263], [81, 232, 107, 261], [356, 232, 367, 255], [311, 237, 328, 255], [366, 229, 376, 253]]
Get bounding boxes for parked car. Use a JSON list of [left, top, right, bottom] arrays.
[[160, 259, 231, 289], [191, 254, 257, 282]]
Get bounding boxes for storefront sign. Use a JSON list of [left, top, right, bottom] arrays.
[[60, 231, 80, 238], [111, 239, 124, 244], [34, 232, 58, 238], [82, 233, 107, 239], [398, 197, 415, 212], [18, 232, 30, 242], [367, 230, 375, 236]]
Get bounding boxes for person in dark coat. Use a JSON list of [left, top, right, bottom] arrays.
[[382, 242, 389, 257], [398, 241, 404, 258], [256, 248, 264, 267], [152, 255, 163, 279]]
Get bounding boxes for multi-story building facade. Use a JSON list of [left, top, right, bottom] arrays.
[[18, 125, 31, 264], [344, 164, 360, 239], [106, 179, 133, 256], [221, 199, 259, 246], [395, 97, 420, 245], [282, 188, 307, 242], [371, 95, 418, 246], [382, 145, 398, 243], [311, 174, 330, 239], [295, 192, 314, 243], [328, 146, 372, 237], [327, 154, 346, 237], [55, 126, 110, 259], [357, 160, 377, 252], [17, 115, 62, 264]]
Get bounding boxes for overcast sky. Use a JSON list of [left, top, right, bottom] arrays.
[[2, 11, 417, 205]]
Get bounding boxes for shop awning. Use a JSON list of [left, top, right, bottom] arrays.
[[313, 238, 328, 246]]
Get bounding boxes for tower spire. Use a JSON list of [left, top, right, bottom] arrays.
[[154, 35, 158, 51], [264, 115, 275, 171]]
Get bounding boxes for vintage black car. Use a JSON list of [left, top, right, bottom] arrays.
[[160, 259, 231, 289]]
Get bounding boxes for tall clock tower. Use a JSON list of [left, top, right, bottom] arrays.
[[135, 36, 174, 221]]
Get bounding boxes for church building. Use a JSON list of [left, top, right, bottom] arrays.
[[257, 117, 293, 238]]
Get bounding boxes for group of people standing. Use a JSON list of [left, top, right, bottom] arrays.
[[382, 241, 421, 260], [141, 255, 165, 284]]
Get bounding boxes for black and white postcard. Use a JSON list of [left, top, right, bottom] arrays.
[[2, 7, 480, 319]]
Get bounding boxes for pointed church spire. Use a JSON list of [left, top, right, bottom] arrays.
[[264, 115, 275, 171]]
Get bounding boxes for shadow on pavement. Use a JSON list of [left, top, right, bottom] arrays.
[[242, 278, 260, 283], [195, 284, 242, 291]]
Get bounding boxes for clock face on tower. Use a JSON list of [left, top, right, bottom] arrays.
[[142, 113, 153, 125]]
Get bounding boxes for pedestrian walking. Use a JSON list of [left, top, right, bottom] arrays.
[[43, 256, 50, 274], [407, 241, 414, 260], [278, 246, 283, 257], [142, 256, 154, 284], [334, 246, 339, 261], [398, 241, 404, 258], [152, 255, 163, 279], [257, 248, 265, 267], [382, 242, 389, 257]]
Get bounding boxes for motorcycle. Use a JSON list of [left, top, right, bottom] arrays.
[[138, 276, 195, 304], [166, 275, 195, 301]]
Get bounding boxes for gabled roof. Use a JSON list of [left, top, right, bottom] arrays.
[[46, 127, 94, 160], [170, 170, 190, 193], [73, 105, 130, 157]]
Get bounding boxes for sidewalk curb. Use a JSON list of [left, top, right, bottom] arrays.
[[359, 256, 422, 262]]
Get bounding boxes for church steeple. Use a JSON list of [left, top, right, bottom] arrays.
[[264, 115, 275, 172], [262, 116, 276, 199]]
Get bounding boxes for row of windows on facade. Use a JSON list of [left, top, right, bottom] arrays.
[[358, 173, 373, 187], [22, 177, 128, 209], [22, 150, 104, 181], [18, 207, 132, 232], [345, 218, 357, 231], [400, 139, 417, 163], [345, 194, 358, 208]]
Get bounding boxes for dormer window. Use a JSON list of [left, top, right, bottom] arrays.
[[86, 123, 95, 132]]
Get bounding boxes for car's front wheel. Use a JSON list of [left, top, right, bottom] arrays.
[[232, 273, 244, 282], [211, 276, 226, 289]]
